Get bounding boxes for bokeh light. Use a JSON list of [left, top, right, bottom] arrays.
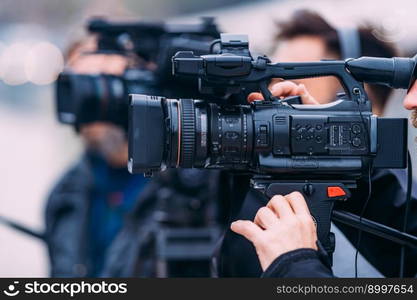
[[25, 42, 64, 85], [0, 42, 31, 85], [0, 40, 64, 86]]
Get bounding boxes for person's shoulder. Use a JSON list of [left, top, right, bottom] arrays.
[[48, 153, 93, 198], [44, 154, 93, 222]]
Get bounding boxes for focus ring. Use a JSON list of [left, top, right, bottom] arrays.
[[180, 99, 196, 167]]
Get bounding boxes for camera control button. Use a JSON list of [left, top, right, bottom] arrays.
[[352, 137, 362, 147], [352, 124, 362, 134], [327, 186, 346, 198], [303, 184, 315, 196]]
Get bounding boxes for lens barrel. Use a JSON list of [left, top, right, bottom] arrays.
[[56, 70, 157, 129], [128, 95, 252, 174]]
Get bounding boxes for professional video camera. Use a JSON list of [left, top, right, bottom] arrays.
[[128, 34, 417, 258], [55, 17, 220, 129]]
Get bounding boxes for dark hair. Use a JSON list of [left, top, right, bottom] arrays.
[[275, 9, 398, 112]]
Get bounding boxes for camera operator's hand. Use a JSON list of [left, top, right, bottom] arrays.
[[231, 192, 318, 271], [247, 81, 318, 105], [69, 54, 128, 75]]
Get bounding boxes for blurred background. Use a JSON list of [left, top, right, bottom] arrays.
[[0, 0, 416, 277]]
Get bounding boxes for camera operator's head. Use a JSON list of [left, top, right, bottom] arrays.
[[271, 9, 398, 116], [65, 37, 130, 167]]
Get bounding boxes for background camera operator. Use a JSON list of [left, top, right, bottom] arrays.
[[44, 38, 152, 277], [47, 28, 227, 277], [251, 9, 398, 115], [218, 10, 417, 278]]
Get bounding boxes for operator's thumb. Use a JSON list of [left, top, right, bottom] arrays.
[[231, 220, 263, 244]]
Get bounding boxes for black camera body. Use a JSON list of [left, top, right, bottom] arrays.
[[88, 17, 219, 60], [55, 17, 221, 130], [88, 17, 220, 83], [129, 34, 412, 175], [128, 34, 416, 257], [128, 93, 407, 177]]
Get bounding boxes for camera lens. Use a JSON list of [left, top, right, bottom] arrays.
[[56, 70, 157, 129], [128, 95, 253, 174], [56, 72, 127, 126]]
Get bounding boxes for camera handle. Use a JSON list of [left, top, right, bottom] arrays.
[[251, 178, 356, 264]]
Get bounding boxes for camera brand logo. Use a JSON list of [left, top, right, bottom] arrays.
[[3, 281, 20, 297]]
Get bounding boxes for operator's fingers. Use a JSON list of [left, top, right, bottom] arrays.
[[270, 81, 300, 97], [247, 81, 318, 104], [267, 195, 295, 218], [231, 220, 264, 244], [70, 54, 127, 75], [285, 191, 311, 215], [247, 82, 301, 103], [254, 206, 279, 229], [102, 55, 128, 75], [297, 84, 319, 105], [247, 92, 264, 102], [70, 55, 101, 73]]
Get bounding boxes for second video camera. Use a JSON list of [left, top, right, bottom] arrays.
[[56, 17, 221, 130]]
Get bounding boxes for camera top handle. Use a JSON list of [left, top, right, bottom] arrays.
[[173, 34, 417, 102]]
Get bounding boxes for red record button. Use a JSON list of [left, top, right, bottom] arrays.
[[327, 186, 346, 198]]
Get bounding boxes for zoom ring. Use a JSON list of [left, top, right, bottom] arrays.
[[180, 99, 196, 167]]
